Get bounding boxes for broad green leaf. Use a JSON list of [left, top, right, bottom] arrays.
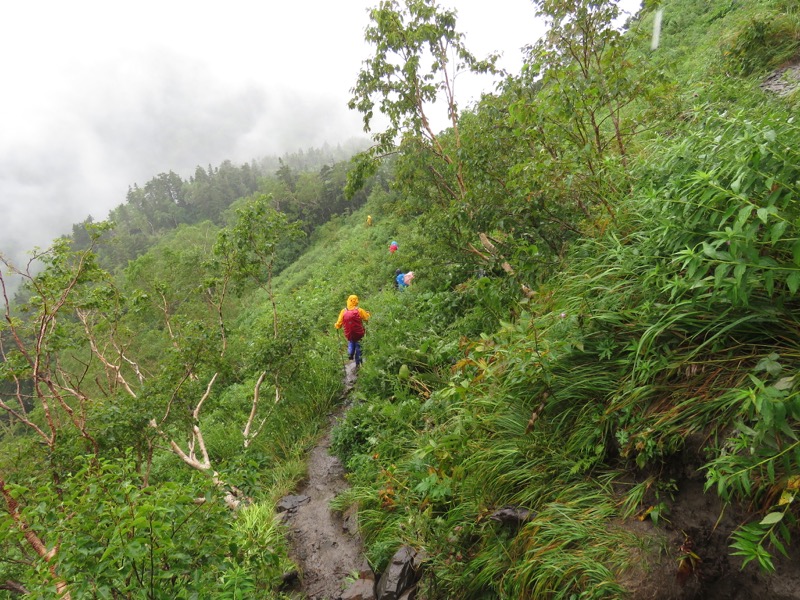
[[734, 205, 752, 229], [759, 512, 784, 526], [769, 531, 789, 558], [769, 220, 787, 244], [786, 271, 800, 295], [733, 262, 747, 285]]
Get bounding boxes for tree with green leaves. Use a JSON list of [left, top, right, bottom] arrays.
[[0, 225, 114, 598], [348, 0, 534, 285], [347, 0, 498, 201], [126, 171, 188, 234], [0, 220, 278, 595], [213, 194, 304, 339], [508, 0, 672, 222], [0, 225, 113, 457]]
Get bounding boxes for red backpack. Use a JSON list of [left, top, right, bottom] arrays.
[[342, 308, 365, 341]]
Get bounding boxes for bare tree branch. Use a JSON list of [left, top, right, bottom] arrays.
[[76, 309, 140, 398], [243, 371, 267, 448]]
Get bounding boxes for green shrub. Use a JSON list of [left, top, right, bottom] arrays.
[[720, 10, 800, 75]]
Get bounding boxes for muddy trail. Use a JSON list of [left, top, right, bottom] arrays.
[[275, 361, 800, 600], [279, 362, 375, 600]]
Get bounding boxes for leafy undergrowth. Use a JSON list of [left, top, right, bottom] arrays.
[[3, 0, 800, 597], [328, 101, 800, 597]]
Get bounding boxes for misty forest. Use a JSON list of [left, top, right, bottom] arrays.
[[2, 0, 800, 598]]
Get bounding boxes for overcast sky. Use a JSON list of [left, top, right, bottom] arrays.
[[0, 0, 640, 269]]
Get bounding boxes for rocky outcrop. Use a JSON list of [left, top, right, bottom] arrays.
[[761, 59, 800, 97]]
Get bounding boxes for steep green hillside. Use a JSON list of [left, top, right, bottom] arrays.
[[1, 0, 799, 598], [325, 0, 800, 598]]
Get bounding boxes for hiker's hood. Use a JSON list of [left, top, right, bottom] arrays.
[[346, 295, 359, 310]]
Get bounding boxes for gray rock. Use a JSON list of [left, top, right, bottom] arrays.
[[340, 577, 377, 600], [761, 61, 800, 97], [375, 546, 423, 600], [341, 502, 359, 534], [489, 505, 536, 527], [277, 494, 310, 513]]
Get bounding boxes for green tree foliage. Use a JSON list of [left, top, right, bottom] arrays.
[[508, 0, 674, 227], [4, 0, 800, 596], [126, 171, 188, 233], [213, 194, 305, 339], [0, 454, 252, 599], [0, 211, 336, 596], [182, 161, 261, 225], [101, 162, 261, 272], [0, 225, 113, 456], [347, 0, 498, 199], [99, 155, 366, 274], [348, 0, 527, 282]]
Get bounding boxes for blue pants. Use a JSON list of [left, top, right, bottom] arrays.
[[347, 340, 363, 365]]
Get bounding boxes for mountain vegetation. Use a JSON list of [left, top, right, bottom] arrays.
[[1, 0, 799, 598]]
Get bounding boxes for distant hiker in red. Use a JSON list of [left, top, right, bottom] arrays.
[[389, 241, 398, 255], [334, 295, 371, 367]]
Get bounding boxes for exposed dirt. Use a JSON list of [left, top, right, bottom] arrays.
[[280, 362, 372, 600], [761, 58, 800, 97], [619, 435, 800, 599], [278, 364, 800, 599]]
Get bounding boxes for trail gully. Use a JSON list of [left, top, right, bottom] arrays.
[[278, 362, 374, 600]]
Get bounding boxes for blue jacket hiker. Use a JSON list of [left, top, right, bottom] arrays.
[[396, 270, 414, 289]]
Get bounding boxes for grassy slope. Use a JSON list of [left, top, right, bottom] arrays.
[[13, 1, 798, 595], [267, 1, 800, 598]]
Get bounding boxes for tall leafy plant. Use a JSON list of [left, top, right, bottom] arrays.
[[508, 0, 672, 227], [348, 0, 498, 201]]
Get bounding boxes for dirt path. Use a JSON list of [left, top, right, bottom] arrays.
[[280, 362, 371, 600]]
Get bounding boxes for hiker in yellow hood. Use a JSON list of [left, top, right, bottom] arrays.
[[334, 295, 371, 366]]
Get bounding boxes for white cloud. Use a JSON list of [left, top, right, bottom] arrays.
[[0, 0, 640, 268]]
